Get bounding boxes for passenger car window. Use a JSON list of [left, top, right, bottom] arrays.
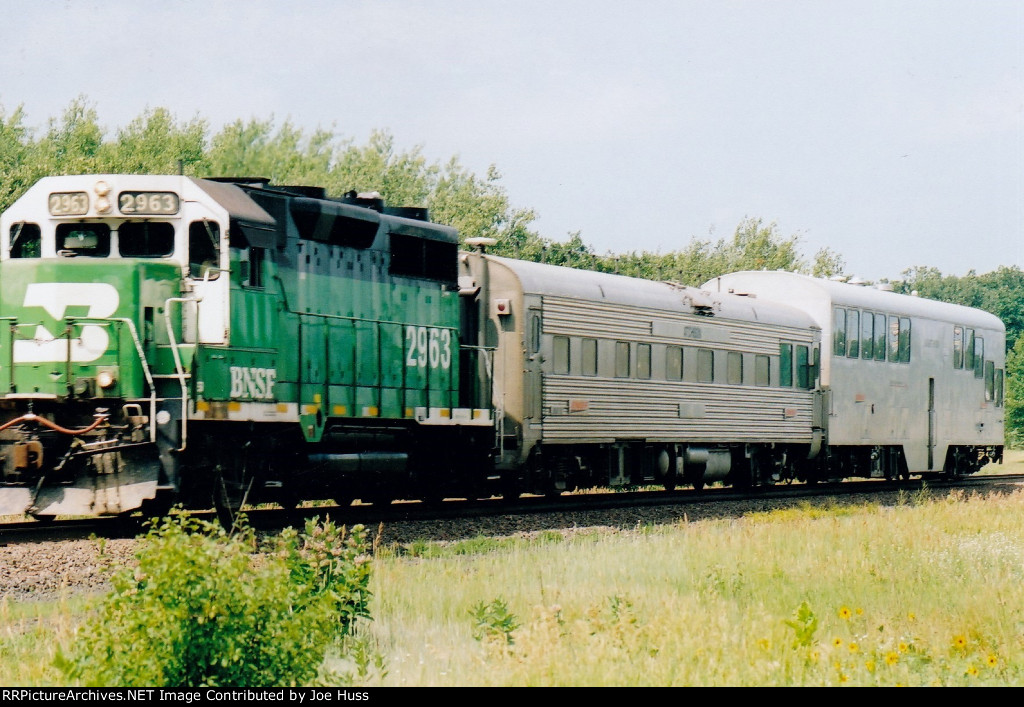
[[861, 312, 874, 360], [779, 343, 793, 387], [697, 348, 714, 383], [553, 336, 570, 375], [898, 317, 911, 363], [582, 338, 597, 376], [846, 310, 859, 358], [615, 341, 630, 378], [873, 313, 886, 361], [666, 346, 683, 381], [727, 351, 743, 384], [833, 308, 846, 357], [754, 354, 770, 386], [637, 343, 651, 379], [796, 345, 810, 389]]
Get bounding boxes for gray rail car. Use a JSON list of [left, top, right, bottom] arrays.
[[461, 253, 824, 493], [705, 271, 1004, 477]]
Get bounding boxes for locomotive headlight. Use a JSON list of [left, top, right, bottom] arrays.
[[72, 378, 93, 397], [96, 370, 117, 389], [94, 180, 110, 197], [95, 196, 112, 214]]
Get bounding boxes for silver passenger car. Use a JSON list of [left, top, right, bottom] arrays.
[[706, 271, 1004, 477], [461, 253, 823, 493]]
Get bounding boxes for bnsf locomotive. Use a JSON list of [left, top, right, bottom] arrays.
[[0, 175, 1004, 522]]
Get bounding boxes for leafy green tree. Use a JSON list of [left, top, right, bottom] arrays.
[[0, 104, 34, 210], [332, 129, 436, 207], [899, 265, 1024, 351], [810, 246, 846, 278], [577, 217, 828, 286], [431, 161, 538, 249], [1005, 336, 1024, 447], [33, 96, 105, 176], [206, 118, 338, 186], [99, 107, 208, 175]]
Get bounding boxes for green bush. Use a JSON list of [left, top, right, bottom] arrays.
[[61, 513, 373, 687]]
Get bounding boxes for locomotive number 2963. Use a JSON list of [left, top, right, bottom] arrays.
[[405, 326, 452, 369]]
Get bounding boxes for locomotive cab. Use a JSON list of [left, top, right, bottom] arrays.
[[0, 175, 249, 517]]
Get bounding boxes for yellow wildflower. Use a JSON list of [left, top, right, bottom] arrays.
[[885, 652, 899, 666], [848, 642, 859, 653], [833, 637, 844, 647], [838, 606, 852, 621], [966, 665, 979, 677], [952, 634, 967, 650], [865, 659, 876, 673], [855, 607, 864, 616], [986, 654, 998, 668], [898, 642, 909, 653]]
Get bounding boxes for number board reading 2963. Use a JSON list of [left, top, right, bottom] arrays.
[[48, 192, 89, 216], [118, 192, 180, 215]]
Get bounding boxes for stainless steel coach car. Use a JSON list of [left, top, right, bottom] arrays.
[[460, 252, 825, 494], [706, 271, 1004, 478]]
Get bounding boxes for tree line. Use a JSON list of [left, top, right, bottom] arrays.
[[2, 98, 1021, 443]]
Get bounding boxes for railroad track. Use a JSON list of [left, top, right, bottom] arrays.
[[3, 472, 1023, 545]]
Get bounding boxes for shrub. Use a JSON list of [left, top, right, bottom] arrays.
[[61, 513, 372, 687]]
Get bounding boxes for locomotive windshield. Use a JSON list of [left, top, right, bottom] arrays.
[[119, 221, 175, 257], [56, 223, 110, 257]]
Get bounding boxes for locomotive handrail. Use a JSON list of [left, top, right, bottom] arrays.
[[164, 297, 198, 452], [460, 343, 499, 449], [295, 309, 461, 331], [107, 317, 158, 445]]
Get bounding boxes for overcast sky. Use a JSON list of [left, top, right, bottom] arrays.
[[2, 0, 1021, 280]]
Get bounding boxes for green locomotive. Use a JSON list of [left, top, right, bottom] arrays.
[[0, 175, 493, 523]]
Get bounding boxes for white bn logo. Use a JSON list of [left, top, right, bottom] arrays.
[[14, 283, 120, 363]]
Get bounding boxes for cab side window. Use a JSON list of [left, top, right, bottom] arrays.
[[189, 221, 221, 279], [9, 222, 41, 258]]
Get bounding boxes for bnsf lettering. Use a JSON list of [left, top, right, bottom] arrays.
[[229, 366, 277, 400]]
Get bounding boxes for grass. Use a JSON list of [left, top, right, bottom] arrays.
[[5, 484, 1024, 685], [981, 447, 1024, 474], [359, 487, 1024, 686]]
